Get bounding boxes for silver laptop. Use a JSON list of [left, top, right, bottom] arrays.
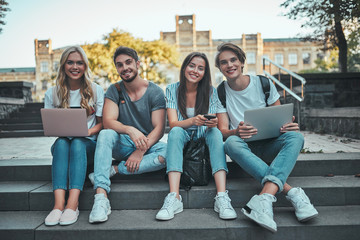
[[244, 103, 294, 142], [41, 108, 88, 137]]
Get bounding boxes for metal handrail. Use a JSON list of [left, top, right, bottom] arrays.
[[262, 56, 306, 102]]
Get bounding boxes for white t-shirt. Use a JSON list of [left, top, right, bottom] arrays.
[[44, 83, 104, 139], [225, 75, 280, 130]]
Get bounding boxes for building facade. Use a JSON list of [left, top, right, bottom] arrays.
[[0, 14, 324, 101], [161, 14, 323, 85]]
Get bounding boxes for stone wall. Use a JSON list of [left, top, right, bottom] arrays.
[[276, 73, 360, 139], [0, 81, 33, 119]]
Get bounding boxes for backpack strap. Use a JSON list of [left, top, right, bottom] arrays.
[[115, 82, 125, 105], [217, 80, 226, 108], [258, 75, 270, 107]]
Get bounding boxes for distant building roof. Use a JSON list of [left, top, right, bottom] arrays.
[[213, 38, 302, 43], [0, 67, 36, 73], [263, 38, 302, 42]]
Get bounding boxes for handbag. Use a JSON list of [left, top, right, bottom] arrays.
[[180, 132, 212, 190]]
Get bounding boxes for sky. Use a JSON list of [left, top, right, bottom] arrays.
[[0, 0, 310, 68]]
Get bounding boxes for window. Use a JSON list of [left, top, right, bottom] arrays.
[[53, 61, 59, 72], [274, 54, 284, 65], [247, 52, 256, 64], [302, 53, 311, 64], [42, 80, 48, 90], [262, 54, 270, 66], [289, 53, 298, 65], [40, 62, 49, 72]]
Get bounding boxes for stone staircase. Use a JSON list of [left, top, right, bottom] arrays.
[[1, 152, 360, 240], [0, 102, 44, 138]]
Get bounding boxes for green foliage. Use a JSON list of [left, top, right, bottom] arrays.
[[0, 0, 10, 34], [299, 49, 339, 73], [82, 29, 180, 84], [281, 0, 360, 72]]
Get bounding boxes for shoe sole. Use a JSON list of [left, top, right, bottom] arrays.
[[241, 208, 277, 233], [60, 217, 78, 226], [156, 207, 183, 221], [45, 221, 59, 226], [214, 206, 237, 220], [298, 212, 319, 222], [89, 208, 111, 223]]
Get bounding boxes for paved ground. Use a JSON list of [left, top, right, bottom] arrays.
[[0, 131, 359, 160]]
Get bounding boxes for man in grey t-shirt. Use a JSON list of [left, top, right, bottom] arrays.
[[89, 46, 167, 224]]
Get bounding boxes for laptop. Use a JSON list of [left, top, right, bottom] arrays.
[[244, 103, 294, 142], [40, 108, 88, 137]]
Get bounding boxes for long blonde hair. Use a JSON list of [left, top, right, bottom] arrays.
[[55, 46, 94, 115]]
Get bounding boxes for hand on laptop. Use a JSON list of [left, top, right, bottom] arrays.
[[236, 121, 258, 139], [280, 116, 299, 132]]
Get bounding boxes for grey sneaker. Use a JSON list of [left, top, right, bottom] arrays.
[[241, 194, 277, 233], [89, 193, 111, 223], [286, 187, 318, 222], [214, 190, 237, 220], [156, 192, 183, 220], [88, 166, 117, 185]]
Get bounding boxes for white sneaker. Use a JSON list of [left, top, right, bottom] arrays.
[[214, 191, 237, 220], [286, 187, 318, 222], [156, 192, 183, 220], [241, 194, 277, 233], [88, 166, 117, 185], [89, 193, 111, 223]]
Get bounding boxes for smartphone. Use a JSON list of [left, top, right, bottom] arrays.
[[204, 114, 216, 120]]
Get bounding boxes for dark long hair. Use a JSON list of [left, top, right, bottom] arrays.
[[177, 52, 212, 119]]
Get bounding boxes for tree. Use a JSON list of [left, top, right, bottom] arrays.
[[0, 0, 10, 34], [82, 29, 180, 84], [281, 0, 360, 73]]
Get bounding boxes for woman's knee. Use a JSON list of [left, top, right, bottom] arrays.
[[168, 127, 186, 140], [206, 127, 223, 139]]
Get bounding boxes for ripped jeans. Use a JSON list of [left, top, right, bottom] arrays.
[[93, 129, 167, 193]]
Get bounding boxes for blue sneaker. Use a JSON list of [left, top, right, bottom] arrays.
[[241, 194, 277, 233], [286, 187, 318, 222], [89, 193, 111, 223]]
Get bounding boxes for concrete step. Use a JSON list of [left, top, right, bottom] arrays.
[[0, 130, 44, 138], [0, 117, 42, 124], [0, 123, 43, 131], [1, 153, 359, 182], [1, 175, 359, 211], [1, 205, 359, 240], [10, 111, 41, 118]]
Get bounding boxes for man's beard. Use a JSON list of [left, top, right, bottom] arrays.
[[121, 71, 138, 83]]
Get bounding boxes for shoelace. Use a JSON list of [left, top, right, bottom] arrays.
[[292, 193, 310, 208], [217, 195, 232, 209], [161, 195, 176, 210], [93, 199, 108, 212]]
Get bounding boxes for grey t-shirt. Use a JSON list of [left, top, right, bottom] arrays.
[[105, 81, 166, 136]]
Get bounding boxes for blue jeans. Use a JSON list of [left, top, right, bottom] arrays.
[[224, 131, 304, 192], [51, 137, 96, 191], [93, 129, 167, 193], [166, 127, 228, 175]]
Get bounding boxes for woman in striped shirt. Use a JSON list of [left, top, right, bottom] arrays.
[[156, 52, 237, 221]]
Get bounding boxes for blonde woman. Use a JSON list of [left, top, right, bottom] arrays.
[[44, 46, 104, 226]]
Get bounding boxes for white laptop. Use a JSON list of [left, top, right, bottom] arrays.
[[244, 103, 294, 142], [40, 108, 88, 137]]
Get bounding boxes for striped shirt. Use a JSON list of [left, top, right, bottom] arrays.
[[165, 82, 226, 138]]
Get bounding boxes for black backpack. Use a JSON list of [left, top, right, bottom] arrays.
[[217, 75, 271, 108]]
